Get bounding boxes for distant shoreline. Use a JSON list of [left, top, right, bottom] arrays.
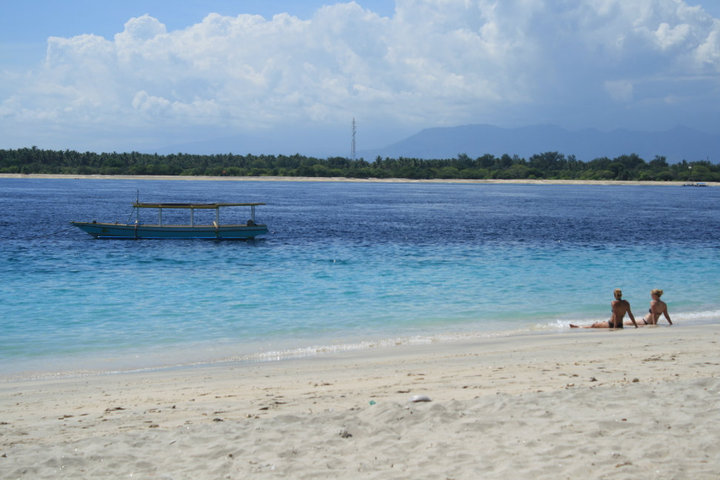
[[1, 173, 716, 187]]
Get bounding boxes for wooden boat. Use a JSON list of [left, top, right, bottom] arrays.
[[71, 202, 268, 239]]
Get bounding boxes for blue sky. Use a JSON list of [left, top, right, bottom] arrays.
[[2, 0, 720, 155]]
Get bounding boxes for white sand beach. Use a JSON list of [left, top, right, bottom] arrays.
[[1, 173, 718, 187], [1, 325, 718, 479]]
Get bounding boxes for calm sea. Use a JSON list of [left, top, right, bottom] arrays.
[[1, 178, 718, 377]]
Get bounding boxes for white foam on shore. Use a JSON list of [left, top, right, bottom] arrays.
[[3, 307, 716, 381]]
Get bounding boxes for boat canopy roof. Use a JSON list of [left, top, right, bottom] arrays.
[[133, 202, 265, 209]]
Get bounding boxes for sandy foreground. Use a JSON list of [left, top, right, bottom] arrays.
[[1, 325, 719, 480]]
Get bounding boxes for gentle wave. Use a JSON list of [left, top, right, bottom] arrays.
[[5, 307, 717, 381], [536, 308, 720, 330]]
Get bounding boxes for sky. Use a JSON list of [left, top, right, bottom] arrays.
[[1, 0, 720, 156]]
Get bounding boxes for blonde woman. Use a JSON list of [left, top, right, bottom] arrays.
[[630, 289, 672, 326]]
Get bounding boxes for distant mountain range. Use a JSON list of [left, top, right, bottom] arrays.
[[155, 124, 720, 164], [358, 124, 720, 163]]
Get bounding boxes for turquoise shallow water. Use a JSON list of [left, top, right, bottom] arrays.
[[1, 179, 718, 376]]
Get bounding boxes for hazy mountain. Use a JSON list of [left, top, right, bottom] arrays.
[[152, 124, 719, 164], [359, 125, 720, 163]]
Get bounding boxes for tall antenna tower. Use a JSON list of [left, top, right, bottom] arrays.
[[351, 117, 357, 160]]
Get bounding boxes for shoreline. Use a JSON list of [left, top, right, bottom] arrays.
[[3, 312, 702, 381], [4, 296, 717, 381], [1, 172, 717, 186], [2, 325, 719, 478]]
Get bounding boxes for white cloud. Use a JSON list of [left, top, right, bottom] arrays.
[[2, 0, 720, 152], [131, 90, 171, 113], [604, 80, 634, 102], [695, 26, 720, 67], [654, 22, 691, 50]]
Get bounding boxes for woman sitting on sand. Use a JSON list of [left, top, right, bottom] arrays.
[[571, 289, 638, 329], [626, 289, 672, 326]]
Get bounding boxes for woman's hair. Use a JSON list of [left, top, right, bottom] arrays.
[[614, 289, 622, 300], [651, 289, 664, 297]]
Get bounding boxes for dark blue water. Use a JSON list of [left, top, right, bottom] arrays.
[[1, 178, 718, 376]]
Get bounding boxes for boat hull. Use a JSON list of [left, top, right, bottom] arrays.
[[71, 222, 268, 240]]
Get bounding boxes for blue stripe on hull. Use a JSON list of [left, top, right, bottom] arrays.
[[71, 222, 267, 240]]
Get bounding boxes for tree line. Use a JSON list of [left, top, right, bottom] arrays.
[[1, 147, 718, 182]]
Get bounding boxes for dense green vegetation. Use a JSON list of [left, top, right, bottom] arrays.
[[1, 147, 719, 181]]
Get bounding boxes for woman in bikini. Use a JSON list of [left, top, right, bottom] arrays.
[[570, 289, 637, 329], [627, 289, 672, 326]]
